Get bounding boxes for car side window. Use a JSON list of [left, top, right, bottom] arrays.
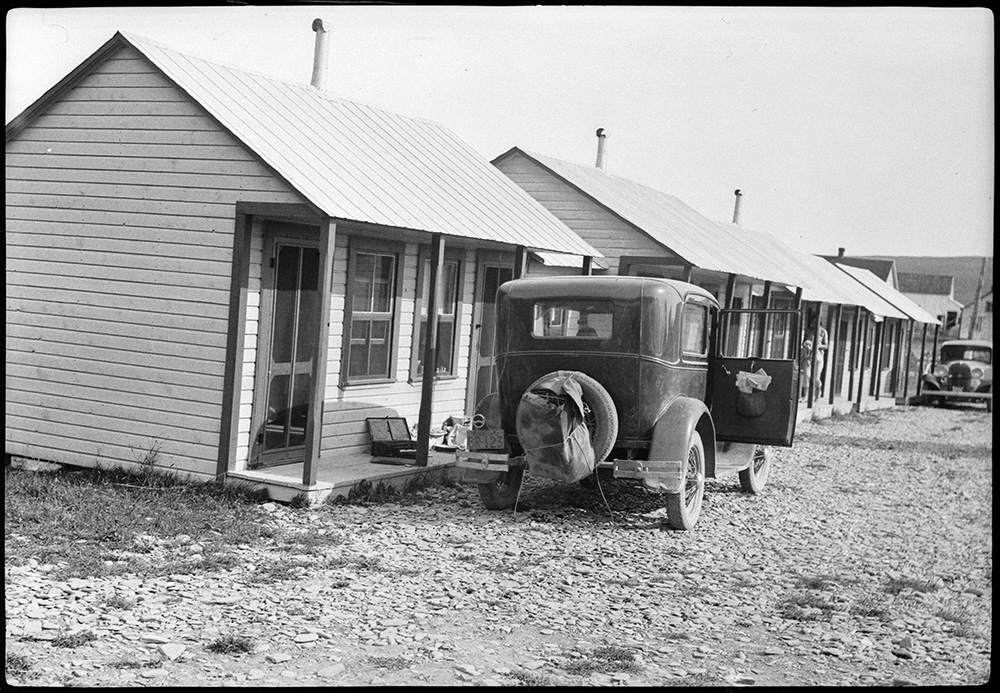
[[681, 302, 709, 358]]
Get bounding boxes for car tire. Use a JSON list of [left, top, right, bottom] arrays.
[[739, 445, 772, 494], [664, 430, 706, 531], [478, 468, 525, 510], [524, 370, 619, 463]]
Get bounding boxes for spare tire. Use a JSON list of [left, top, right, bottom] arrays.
[[521, 370, 619, 463]]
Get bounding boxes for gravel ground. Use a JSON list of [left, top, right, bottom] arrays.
[[5, 404, 992, 687]]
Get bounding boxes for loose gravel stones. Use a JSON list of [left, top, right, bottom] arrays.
[[4, 405, 991, 687]]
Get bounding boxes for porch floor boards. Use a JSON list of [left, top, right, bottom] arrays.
[[226, 449, 456, 503]]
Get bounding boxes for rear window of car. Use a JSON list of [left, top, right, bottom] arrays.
[[941, 345, 992, 364], [532, 301, 614, 339]]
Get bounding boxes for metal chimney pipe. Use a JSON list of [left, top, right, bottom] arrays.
[[732, 189, 743, 225], [595, 128, 607, 171], [311, 18, 329, 90], [837, 247, 846, 259]]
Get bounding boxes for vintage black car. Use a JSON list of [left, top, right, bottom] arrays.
[[921, 339, 993, 413], [455, 276, 803, 530]]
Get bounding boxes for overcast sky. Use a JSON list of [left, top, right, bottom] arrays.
[[6, 6, 994, 258]]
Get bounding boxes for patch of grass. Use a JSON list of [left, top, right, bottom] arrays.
[[951, 622, 985, 640], [324, 554, 385, 572], [275, 529, 344, 555], [102, 594, 136, 610], [366, 655, 411, 670], [935, 608, 971, 624], [247, 558, 308, 584], [5, 465, 275, 580], [110, 656, 163, 669], [509, 671, 558, 686], [561, 645, 643, 676], [51, 630, 97, 648], [849, 595, 893, 620], [206, 634, 256, 655], [6, 652, 34, 680], [779, 592, 841, 621], [885, 575, 940, 595]]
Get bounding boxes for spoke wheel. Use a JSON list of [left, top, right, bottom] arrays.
[[664, 431, 705, 530], [739, 445, 772, 494]]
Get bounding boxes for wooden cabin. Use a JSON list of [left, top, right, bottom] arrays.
[[492, 142, 939, 419], [5, 31, 602, 501]]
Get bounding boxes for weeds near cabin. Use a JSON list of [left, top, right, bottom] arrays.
[[885, 575, 941, 595], [6, 652, 35, 680], [4, 465, 274, 581], [561, 645, 644, 677], [366, 655, 411, 670], [50, 630, 97, 649], [206, 634, 256, 655]]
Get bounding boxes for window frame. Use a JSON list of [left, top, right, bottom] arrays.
[[409, 249, 466, 381], [341, 238, 404, 386], [680, 300, 711, 362]]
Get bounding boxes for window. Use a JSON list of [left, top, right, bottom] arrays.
[[681, 302, 709, 357], [531, 300, 614, 339], [412, 256, 462, 378], [345, 245, 399, 382]]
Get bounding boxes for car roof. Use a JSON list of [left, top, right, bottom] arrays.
[[941, 340, 993, 349], [498, 275, 719, 305]]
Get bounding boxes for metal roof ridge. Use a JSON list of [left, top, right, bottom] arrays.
[[119, 30, 454, 132]]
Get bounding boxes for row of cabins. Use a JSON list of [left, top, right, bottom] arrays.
[[5, 29, 939, 502]]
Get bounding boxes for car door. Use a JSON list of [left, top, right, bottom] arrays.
[[707, 307, 802, 446]]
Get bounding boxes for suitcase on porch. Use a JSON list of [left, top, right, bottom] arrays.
[[365, 417, 418, 459]]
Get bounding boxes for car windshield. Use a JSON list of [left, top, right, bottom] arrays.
[[532, 300, 614, 339], [940, 345, 992, 364]]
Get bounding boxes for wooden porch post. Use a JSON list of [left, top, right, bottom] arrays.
[[302, 219, 337, 486], [916, 322, 929, 397], [582, 256, 593, 276], [902, 319, 915, 401], [217, 213, 254, 478], [871, 320, 884, 399], [930, 324, 940, 371], [828, 304, 843, 405], [725, 274, 738, 310], [890, 319, 905, 397], [513, 245, 528, 279], [848, 307, 862, 401], [682, 265, 693, 283], [856, 310, 870, 410], [416, 233, 446, 467]]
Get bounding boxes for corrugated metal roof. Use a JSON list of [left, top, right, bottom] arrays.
[[513, 149, 803, 286], [117, 33, 599, 259], [834, 264, 939, 324], [896, 272, 954, 296]]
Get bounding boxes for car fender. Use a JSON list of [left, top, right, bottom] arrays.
[[920, 374, 942, 391], [626, 396, 716, 493]]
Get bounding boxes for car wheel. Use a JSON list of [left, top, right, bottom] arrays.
[[478, 468, 525, 510], [524, 370, 619, 463], [664, 430, 705, 531], [739, 445, 772, 494]]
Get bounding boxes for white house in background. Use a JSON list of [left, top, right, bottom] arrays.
[[897, 273, 964, 338]]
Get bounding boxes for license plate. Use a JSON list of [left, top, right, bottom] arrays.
[[466, 429, 505, 451]]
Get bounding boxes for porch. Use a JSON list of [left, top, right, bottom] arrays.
[[226, 449, 458, 504]]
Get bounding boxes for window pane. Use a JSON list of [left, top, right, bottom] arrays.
[[263, 373, 290, 451], [373, 255, 395, 312], [272, 245, 300, 365], [296, 247, 320, 361], [682, 304, 707, 355], [532, 301, 614, 338], [353, 253, 376, 312]]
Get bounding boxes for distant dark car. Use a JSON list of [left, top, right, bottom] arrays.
[[454, 276, 803, 530], [921, 339, 993, 412]]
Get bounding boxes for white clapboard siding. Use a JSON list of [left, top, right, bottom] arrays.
[[317, 238, 474, 457], [5, 44, 307, 477], [233, 219, 265, 469], [494, 153, 665, 272]]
